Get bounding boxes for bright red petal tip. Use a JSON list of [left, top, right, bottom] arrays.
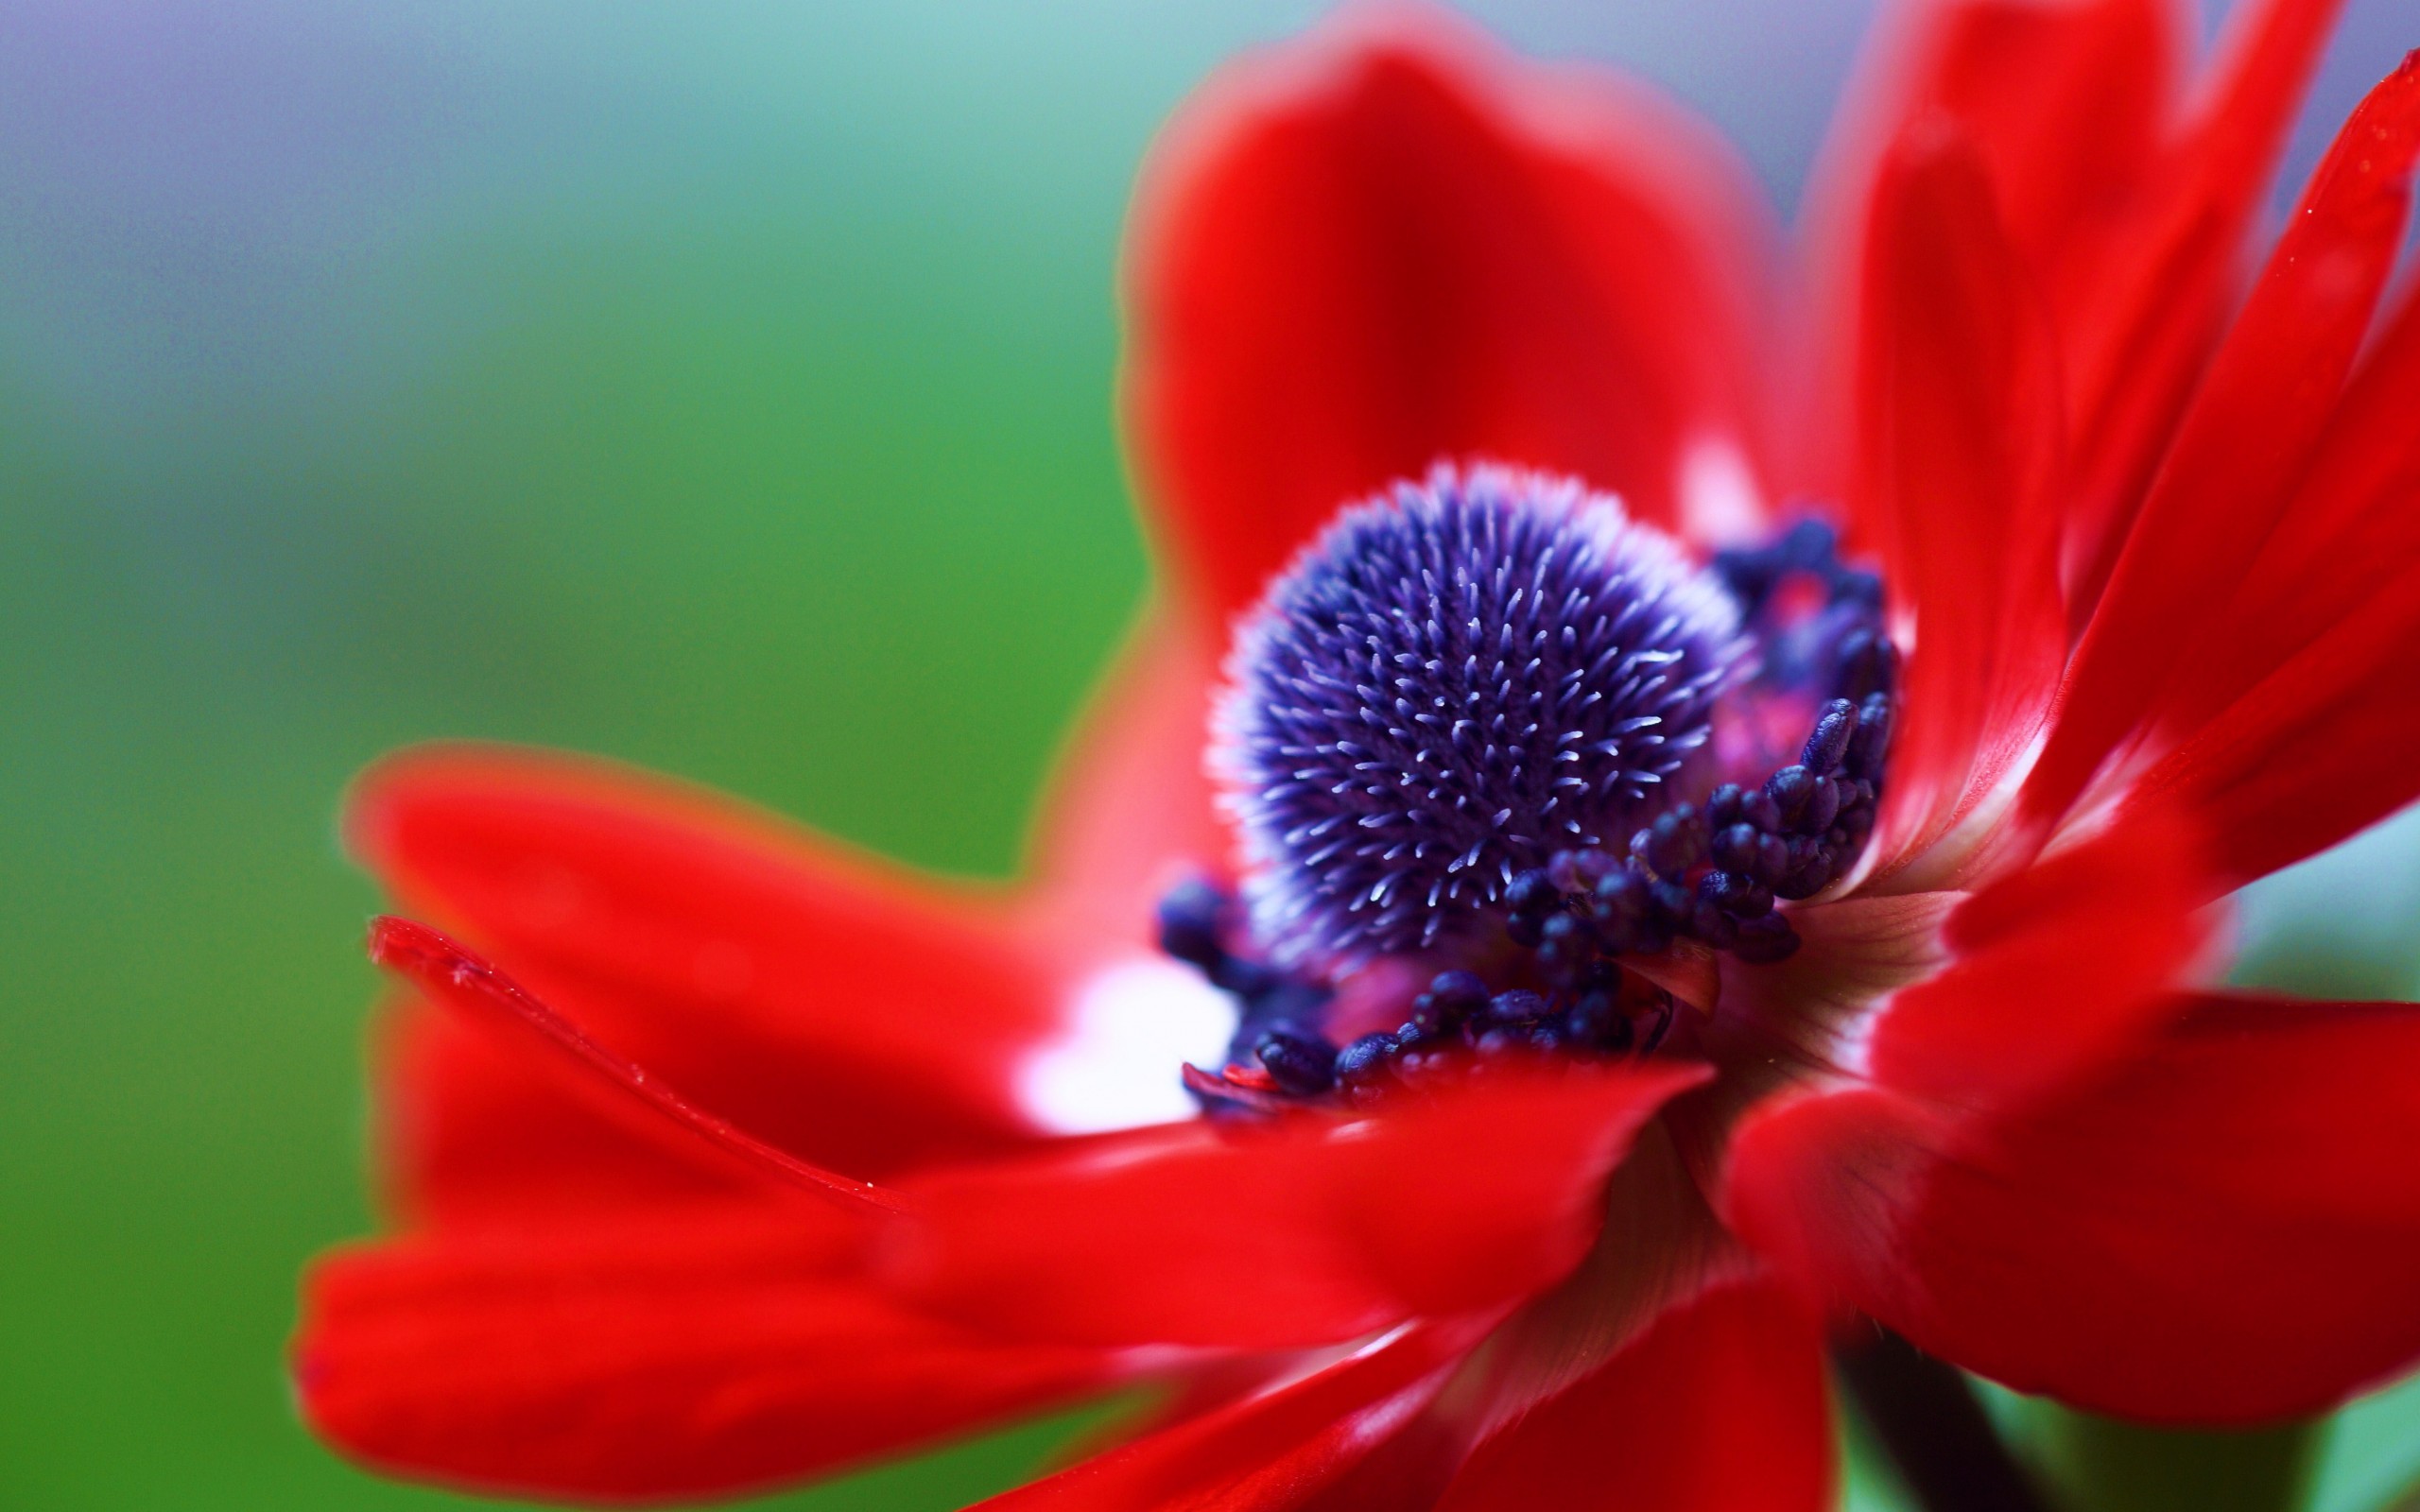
[[2058, 0, 2349, 614], [1798, 0, 2185, 507]]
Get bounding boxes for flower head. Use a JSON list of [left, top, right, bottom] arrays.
[[294, 3, 2420, 1508]]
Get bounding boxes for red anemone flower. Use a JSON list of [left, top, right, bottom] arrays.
[[295, 1, 2420, 1507]]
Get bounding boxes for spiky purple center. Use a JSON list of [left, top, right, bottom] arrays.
[[1214, 467, 1747, 964]]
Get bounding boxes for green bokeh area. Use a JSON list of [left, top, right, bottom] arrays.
[[5, 5, 2420, 1509], [3, 9, 1159, 1505]]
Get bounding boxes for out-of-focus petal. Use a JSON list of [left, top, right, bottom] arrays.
[[296, 1211, 1124, 1504], [977, 1323, 1489, 1512], [1798, 0, 2186, 500], [375, 995, 747, 1228], [1724, 994, 2420, 1423], [347, 744, 1066, 1189], [1850, 123, 2065, 880], [2059, 0, 2348, 614], [2023, 52, 2420, 837], [1124, 3, 1778, 620], [1430, 1273, 1832, 1512], [894, 1060, 1709, 1350], [1024, 609, 1231, 936]]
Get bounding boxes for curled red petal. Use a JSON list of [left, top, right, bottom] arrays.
[[296, 1211, 1122, 1503], [2175, 273, 2420, 725], [347, 743, 1066, 1195], [372, 917, 911, 1217], [894, 1059, 1710, 1350], [1724, 993, 2420, 1423], [373, 993, 758, 1228], [2119, 555, 2420, 888], [2123, 274, 2420, 886], [1125, 3, 1778, 620]]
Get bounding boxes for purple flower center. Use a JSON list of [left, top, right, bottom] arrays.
[[1177, 466, 1901, 1109], [1215, 466, 1748, 965]]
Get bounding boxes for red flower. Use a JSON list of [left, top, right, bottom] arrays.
[[295, 2, 2420, 1506]]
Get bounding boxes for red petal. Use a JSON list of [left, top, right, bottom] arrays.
[[1125, 5, 1778, 620], [1724, 993, 2420, 1423], [1863, 806, 2210, 1109], [2024, 52, 2420, 837], [2058, 0, 2349, 617], [1798, 0, 2185, 499], [1430, 1274, 1833, 1512], [347, 744, 1066, 1188], [1850, 123, 2065, 878], [295, 1211, 1123, 1503], [2119, 555, 2420, 887], [2179, 274, 2420, 714], [895, 1060, 1709, 1349], [977, 1323, 1487, 1512], [1023, 610, 1231, 936], [2121, 278, 2420, 885]]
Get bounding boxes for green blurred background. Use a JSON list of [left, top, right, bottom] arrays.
[[3, 2, 2416, 1507]]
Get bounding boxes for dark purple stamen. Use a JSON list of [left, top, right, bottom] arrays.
[[1155, 876, 1338, 1091], [1329, 969, 1676, 1105], [1254, 1028, 1339, 1096], [1489, 684, 1897, 976], [1153, 877, 1228, 973], [1473, 514, 1904, 978]]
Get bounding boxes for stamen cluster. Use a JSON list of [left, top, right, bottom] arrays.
[[1324, 967, 1677, 1106], [1712, 518, 1888, 694], [1503, 685, 1895, 974], [1163, 878, 1678, 1110]]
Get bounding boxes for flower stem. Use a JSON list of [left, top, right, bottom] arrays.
[[1834, 1325, 2049, 1512]]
